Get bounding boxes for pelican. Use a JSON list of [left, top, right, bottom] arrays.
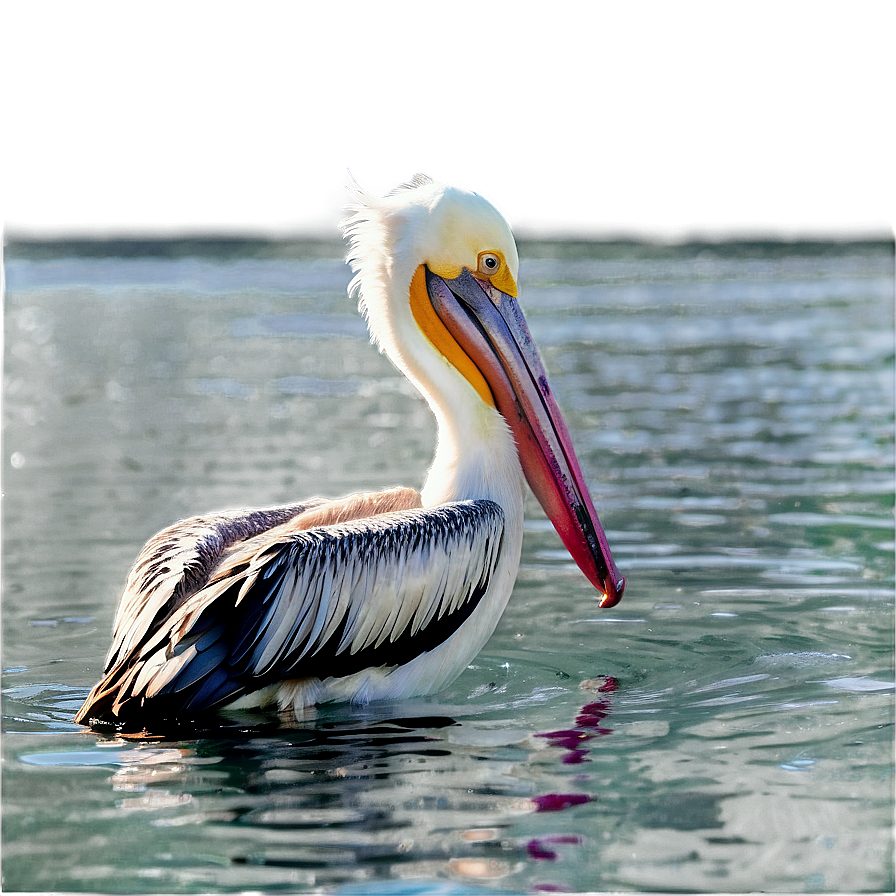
[[75, 175, 624, 729]]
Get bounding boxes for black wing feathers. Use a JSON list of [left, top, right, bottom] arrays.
[[76, 500, 504, 727]]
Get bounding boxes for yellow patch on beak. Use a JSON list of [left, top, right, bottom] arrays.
[[408, 265, 496, 408], [475, 249, 518, 297], [489, 263, 517, 298]]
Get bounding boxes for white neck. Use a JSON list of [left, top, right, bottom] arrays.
[[373, 262, 525, 514], [420, 379, 525, 513], [344, 194, 526, 517]]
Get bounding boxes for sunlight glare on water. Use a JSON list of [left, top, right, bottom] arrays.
[[2, 239, 894, 893]]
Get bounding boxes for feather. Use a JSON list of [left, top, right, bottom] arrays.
[[75, 499, 504, 727]]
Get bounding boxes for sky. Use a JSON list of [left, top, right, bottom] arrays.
[[3, 1, 894, 240]]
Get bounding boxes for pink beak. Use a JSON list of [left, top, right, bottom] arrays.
[[425, 268, 625, 608]]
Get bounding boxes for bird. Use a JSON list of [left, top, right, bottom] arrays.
[[74, 175, 624, 730]]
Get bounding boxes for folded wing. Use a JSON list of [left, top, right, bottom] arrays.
[[75, 499, 504, 727]]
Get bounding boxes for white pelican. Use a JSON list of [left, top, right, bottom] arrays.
[[75, 175, 624, 729]]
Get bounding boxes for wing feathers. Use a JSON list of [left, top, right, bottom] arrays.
[[76, 499, 504, 727]]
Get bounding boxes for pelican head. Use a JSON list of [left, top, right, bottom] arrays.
[[343, 175, 624, 608]]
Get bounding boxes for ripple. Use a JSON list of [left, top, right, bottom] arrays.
[[3, 682, 89, 735], [6, 257, 350, 294], [334, 881, 494, 895], [231, 314, 366, 339], [769, 512, 894, 529], [272, 375, 360, 397], [25, 616, 93, 628], [525, 257, 892, 294], [620, 554, 862, 571], [20, 747, 188, 768], [690, 674, 770, 694], [821, 677, 895, 692], [702, 587, 893, 600], [754, 652, 852, 669], [187, 377, 255, 399]]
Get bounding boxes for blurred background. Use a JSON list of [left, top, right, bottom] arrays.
[[3, 1, 894, 242]]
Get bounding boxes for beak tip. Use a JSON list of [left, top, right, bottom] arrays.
[[598, 576, 625, 609]]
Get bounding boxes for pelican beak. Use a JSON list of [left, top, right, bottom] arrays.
[[425, 268, 625, 608]]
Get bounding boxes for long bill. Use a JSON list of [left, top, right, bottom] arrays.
[[425, 268, 625, 608]]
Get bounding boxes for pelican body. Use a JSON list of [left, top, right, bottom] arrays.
[[75, 176, 624, 729]]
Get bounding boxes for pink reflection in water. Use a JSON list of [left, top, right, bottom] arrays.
[[534, 676, 617, 764], [530, 792, 591, 812], [527, 834, 582, 860], [531, 884, 574, 893], [524, 676, 618, 893]]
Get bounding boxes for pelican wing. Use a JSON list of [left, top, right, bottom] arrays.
[[103, 500, 329, 673], [77, 500, 504, 726]]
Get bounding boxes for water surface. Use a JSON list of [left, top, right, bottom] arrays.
[[3, 240, 893, 893]]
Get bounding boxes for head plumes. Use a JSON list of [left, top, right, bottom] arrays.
[[341, 175, 519, 357], [342, 171, 456, 349], [341, 174, 443, 347]]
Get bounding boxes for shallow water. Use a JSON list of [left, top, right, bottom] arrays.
[[3, 240, 894, 893]]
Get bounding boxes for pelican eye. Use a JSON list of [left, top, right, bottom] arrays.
[[477, 252, 501, 275]]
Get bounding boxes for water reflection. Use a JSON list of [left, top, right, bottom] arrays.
[[16, 683, 624, 892]]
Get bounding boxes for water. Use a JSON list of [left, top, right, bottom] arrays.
[[3, 239, 893, 893]]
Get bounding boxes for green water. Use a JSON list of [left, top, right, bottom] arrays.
[[3, 241, 893, 893]]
